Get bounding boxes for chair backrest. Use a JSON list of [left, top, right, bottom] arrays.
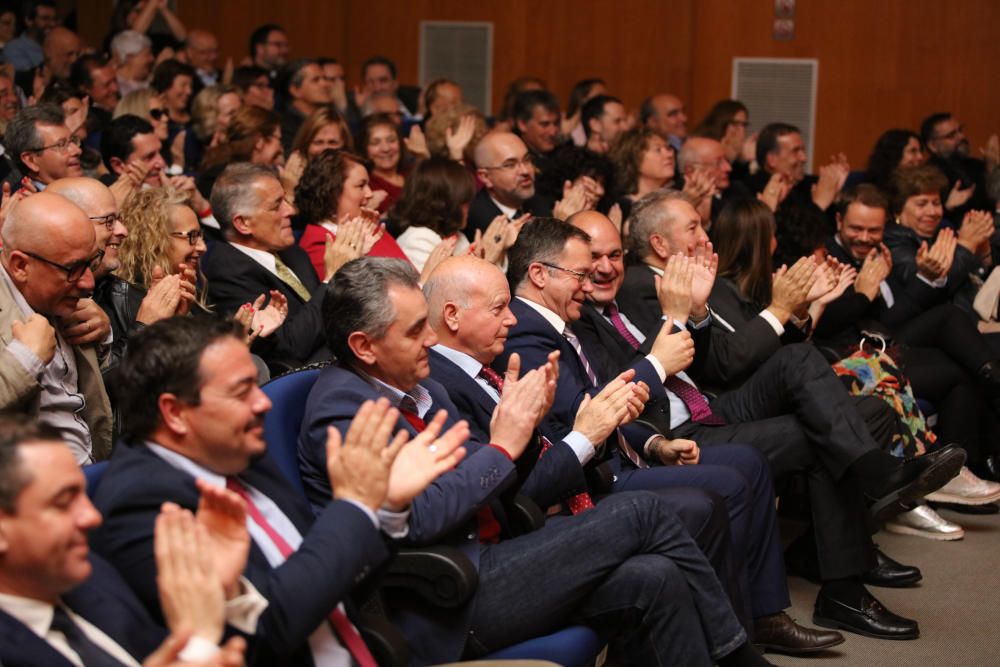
[[261, 368, 321, 499], [83, 461, 109, 498]]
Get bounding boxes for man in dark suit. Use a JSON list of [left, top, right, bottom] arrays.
[[92, 315, 466, 667], [201, 163, 332, 367], [921, 112, 994, 222], [467, 132, 539, 242], [678, 136, 754, 228], [0, 416, 246, 667], [615, 192, 968, 637], [298, 257, 772, 667]]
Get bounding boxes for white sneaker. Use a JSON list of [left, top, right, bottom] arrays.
[[885, 505, 964, 541], [924, 466, 1000, 505]]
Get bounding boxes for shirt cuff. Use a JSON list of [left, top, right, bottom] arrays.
[[758, 309, 785, 336], [6, 339, 45, 378], [688, 312, 712, 329], [788, 312, 810, 332], [644, 354, 667, 383], [562, 430, 595, 465], [179, 636, 220, 661], [916, 273, 948, 288], [643, 435, 662, 458], [223, 577, 269, 634], [343, 498, 380, 529], [376, 506, 411, 539]]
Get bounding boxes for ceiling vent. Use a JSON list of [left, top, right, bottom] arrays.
[[420, 21, 494, 115]]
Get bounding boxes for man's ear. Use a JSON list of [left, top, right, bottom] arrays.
[[526, 261, 549, 290], [477, 167, 495, 191], [158, 393, 189, 437], [442, 302, 461, 333], [19, 151, 40, 175], [348, 331, 377, 366], [5, 250, 30, 282], [231, 212, 253, 236], [649, 233, 671, 261], [108, 156, 126, 176]]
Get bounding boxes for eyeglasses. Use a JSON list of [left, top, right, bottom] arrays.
[[148, 108, 168, 121], [540, 261, 591, 285], [89, 213, 120, 231], [22, 249, 103, 282], [32, 136, 82, 154], [169, 229, 204, 246], [482, 154, 534, 172], [935, 125, 964, 141], [249, 81, 272, 90]]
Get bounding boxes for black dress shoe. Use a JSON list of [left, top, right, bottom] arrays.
[[814, 585, 919, 640], [868, 445, 966, 522], [861, 548, 922, 588], [754, 612, 845, 655]]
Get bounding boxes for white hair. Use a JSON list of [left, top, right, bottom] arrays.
[[110, 30, 151, 66]]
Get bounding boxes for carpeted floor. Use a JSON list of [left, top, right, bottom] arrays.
[[770, 507, 1000, 666]]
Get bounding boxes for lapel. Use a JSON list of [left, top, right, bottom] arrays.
[[0, 608, 78, 667], [427, 348, 496, 435], [73, 345, 112, 460]]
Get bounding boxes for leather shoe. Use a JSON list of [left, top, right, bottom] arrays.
[[814, 585, 919, 640], [868, 445, 966, 522], [861, 548, 922, 587], [754, 612, 844, 655]]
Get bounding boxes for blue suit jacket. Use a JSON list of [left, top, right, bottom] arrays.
[[497, 298, 667, 470], [297, 363, 519, 665], [0, 555, 166, 667], [91, 443, 390, 667], [427, 347, 588, 508]]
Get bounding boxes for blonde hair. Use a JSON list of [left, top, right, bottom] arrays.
[[191, 84, 242, 143], [291, 105, 354, 156], [113, 88, 156, 121], [117, 188, 208, 304], [424, 104, 487, 164]]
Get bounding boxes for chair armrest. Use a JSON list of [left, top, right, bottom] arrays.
[[585, 461, 616, 494], [358, 612, 410, 667], [506, 493, 546, 536], [380, 545, 478, 608]]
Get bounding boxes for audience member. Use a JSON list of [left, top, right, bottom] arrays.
[[512, 89, 561, 174], [468, 131, 538, 241], [4, 0, 57, 72], [921, 112, 994, 220], [248, 23, 288, 80], [861, 129, 926, 194], [279, 59, 332, 154], [564, 77, 607, 146], [5, 103, 81, 188], [608, 126, 677, 219], [185, 28, 221, 88], [151, 59, 195, 130], [68, 55, 121, 138], [641, 93, 688, 151], [359, 112, 406, 214], [580, 94, 627, 155], [692, 99, 753, 182], [186, 84, 242, 172], [109, 29, 153, 97], [232, 65, 274, 111], [358, 55, 419, 121]]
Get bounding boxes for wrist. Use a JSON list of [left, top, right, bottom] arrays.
[[487, 442, 513, 461], [690, 305, 709, 322], [766, 303, 792, 323]]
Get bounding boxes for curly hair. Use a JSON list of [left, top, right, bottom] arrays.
[[294, 149, 368, 225], [200, 105, 279, 171], [865, 129, 921, 193], [387, 156, 475, 237], [608, 126, 667, 196], [290, 105, 353, 157], [117, 188, 205, 302], [889, 164, 949, 215]]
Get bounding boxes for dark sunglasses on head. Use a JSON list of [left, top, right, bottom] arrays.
[[149, 108, 168, 121]]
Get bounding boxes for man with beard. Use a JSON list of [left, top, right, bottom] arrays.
[[921, 112, 995, 221]]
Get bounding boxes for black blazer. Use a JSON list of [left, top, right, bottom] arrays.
[[0, 555, 166, 667], [92, 443, 390, 667], [427, 347, 588, 507], [201, 242, 329, 365]]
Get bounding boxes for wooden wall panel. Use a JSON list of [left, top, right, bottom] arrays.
[[176, 0, 1000, 172]]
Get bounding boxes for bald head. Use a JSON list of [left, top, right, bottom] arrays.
[[43, 28, 80, 80], [2, 193, 96, 316], [47, 178, 124, 276], [644, 93, 687, 141], [474, 132, 535, 208], [423, 255, 516, 364], [678, 136, 731, 190], [186, 29, 219, 72], [568, 210, 614, 238], [569, 210, 624, 306]]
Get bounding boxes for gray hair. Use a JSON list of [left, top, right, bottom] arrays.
[[4, 103, 65, 174], [210, 162, 278, 236], [110, 30, 151, 66], [627, 188, 690, 259], [323, 258, 420, 364]]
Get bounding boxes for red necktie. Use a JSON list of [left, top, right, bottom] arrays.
[[225, 478, 377, 667], [606, 302, 643, 350], [398, 406, 502, 543], [664, 375, 725, 425], [479, 365, 595, 514]]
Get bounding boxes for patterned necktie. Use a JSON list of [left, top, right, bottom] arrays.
[[664, 376, 725, 425], [49, 605, 126, 667], [606, 302, 642, 350], [226, 478, 377, 667], [562, 327, 647, 469], [273, 255, 311, 301], [479, 365, 595, 514], [397, 405, 503, 543]]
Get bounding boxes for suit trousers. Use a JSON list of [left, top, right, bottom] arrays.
[[464, 492, 746, 666], [613, 443, 788, 619]]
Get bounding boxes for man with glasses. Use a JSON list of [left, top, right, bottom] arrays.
[[467, 132, 539, 242], [679, 136, 752, 227], [920, 112, 994, 221], [249, 24, 289, 81], [232, 65, 275, 111], [0, 192, 112, 463], [3, 104, 82, 190]]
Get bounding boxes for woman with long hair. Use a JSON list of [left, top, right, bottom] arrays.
[[609, 127, 678, 220], [863, 129, 925, 194], [185, 84, 243, 171], [196, 105, 283, 197]]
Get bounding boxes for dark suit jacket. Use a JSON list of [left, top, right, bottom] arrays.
[[297, 363, 520, 665], [882, 221, 982, 312], [427, 347, 588, 507], [92, 443, 390, 667], [496, 298, 666, 469], [0, 555, 166, 667], [201, 241, 329, 365]]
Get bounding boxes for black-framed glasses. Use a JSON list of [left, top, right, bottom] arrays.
[[89, 213, 120, 231], [482, 154, 534, 171], [148, 108, 168, 121], [32, 136, 82, 154], [540, 261, 591, 285], [169, 229, 204, 246], [22, 249, 103, 282]]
